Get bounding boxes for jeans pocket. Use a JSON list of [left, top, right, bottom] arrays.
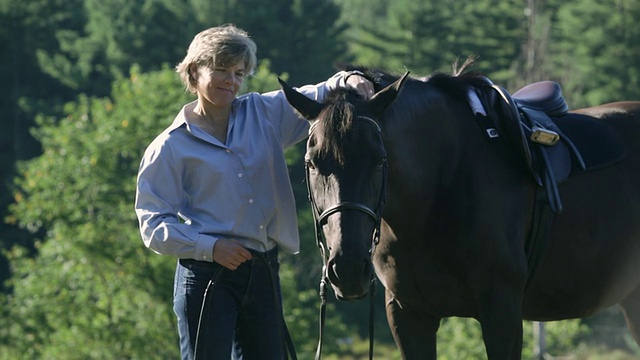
[[173, 261, 220, 303]]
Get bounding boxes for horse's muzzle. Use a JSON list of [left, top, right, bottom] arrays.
[[326, 257, 373, 301]]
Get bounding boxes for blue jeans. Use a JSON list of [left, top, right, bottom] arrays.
[[173, 247, 286, 360]]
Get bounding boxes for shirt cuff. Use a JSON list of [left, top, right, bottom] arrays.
[[195, 233, 217, 261]]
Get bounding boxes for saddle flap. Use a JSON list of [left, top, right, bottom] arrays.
[[473, 84, 533, 167]]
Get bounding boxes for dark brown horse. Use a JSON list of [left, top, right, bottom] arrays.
[[279, 68, 640, 359]]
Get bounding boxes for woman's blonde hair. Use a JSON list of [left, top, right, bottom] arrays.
[[176, 24, 257, 93]]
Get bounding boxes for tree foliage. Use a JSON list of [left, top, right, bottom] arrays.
[[2, 0, 640, 358], [2, 66, 190, 359], [549, 0, 640, 107], [337, 0, 524, 81], [1, 62, 355, 358]]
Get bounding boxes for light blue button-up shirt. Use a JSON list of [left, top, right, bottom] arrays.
[[135, 72, 350, 261]]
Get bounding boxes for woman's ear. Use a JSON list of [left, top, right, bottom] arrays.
[[188, 63, 199, 85]]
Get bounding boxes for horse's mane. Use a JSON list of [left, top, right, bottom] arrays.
[[426, 72, 488, 101], [317, 88, 363, 166], [319, 58, 487, 165], [336, 56, 489, 102]]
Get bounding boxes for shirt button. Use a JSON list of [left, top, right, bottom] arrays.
[[249, 199, 254, 204], [259, 225, 264, 229], [238, 173, 243, 178], [226, 149, 232, 154]]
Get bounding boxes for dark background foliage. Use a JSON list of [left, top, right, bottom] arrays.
[[1, 0, 639, 358]]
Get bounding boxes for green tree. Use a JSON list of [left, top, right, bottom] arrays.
[[550, 0, 640, 107], [506, 0, 567, 90], [35, 0, 201, 96], [0, 0, 88, 289], [30, 0, 349, 95], [2, 66, 190, 359], [212, 0, 349, 85], [0, 0, 352, 314], [337, 0, 524, 81], [1, 61, 356, 358]]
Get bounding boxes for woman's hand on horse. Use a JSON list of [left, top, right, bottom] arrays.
[[213, 239, 253, 270], [346, 74, 375, 99]]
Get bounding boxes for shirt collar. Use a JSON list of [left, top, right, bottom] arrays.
[[168, 97, 247, 133], [165, 100, 195, 133], [165, 98, 248, 148]]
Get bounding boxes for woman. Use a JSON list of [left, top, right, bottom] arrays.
[[134, 24, 372, 360]]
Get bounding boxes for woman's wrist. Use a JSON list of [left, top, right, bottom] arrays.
[[344, 70, 375, 99], [344, 70, 366, 83]]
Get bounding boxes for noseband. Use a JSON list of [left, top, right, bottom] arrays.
[[305, 116, 387, 360]]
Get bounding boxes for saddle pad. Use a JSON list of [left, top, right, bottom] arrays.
[[554, 113, 626, 173]]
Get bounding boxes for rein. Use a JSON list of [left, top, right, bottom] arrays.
[[306, 116, 387, 360]]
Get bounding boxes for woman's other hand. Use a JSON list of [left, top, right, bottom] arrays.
[[213, 239, 253, 270]]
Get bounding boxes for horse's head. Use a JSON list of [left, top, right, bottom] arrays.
[[280, 73, 408, 300]]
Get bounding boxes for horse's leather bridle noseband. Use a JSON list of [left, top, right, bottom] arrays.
[[305, 116, 387, 360]]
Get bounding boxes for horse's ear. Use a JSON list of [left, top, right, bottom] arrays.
[[369, 71, 410, 114], [278, 78, 324, 120]]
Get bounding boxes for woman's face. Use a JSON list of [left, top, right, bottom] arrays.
[[194, 62, 246, 110]]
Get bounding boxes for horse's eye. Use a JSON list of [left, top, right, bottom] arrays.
[[306, 160, 316, 170]]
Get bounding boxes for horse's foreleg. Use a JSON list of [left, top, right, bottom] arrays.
[[619, 286, 640, 347], [385, 289, 439, 360], [477, 286, 524, 360]]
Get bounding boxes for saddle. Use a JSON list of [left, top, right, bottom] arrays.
[[470, 78, 626, 214]]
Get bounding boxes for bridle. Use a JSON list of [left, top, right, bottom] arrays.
[[306, 116, 387, 266], [305, 116, 388, 360]]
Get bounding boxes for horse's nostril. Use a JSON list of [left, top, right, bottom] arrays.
[[327, 259, 371, 284], [326, 261, 340, 285]]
